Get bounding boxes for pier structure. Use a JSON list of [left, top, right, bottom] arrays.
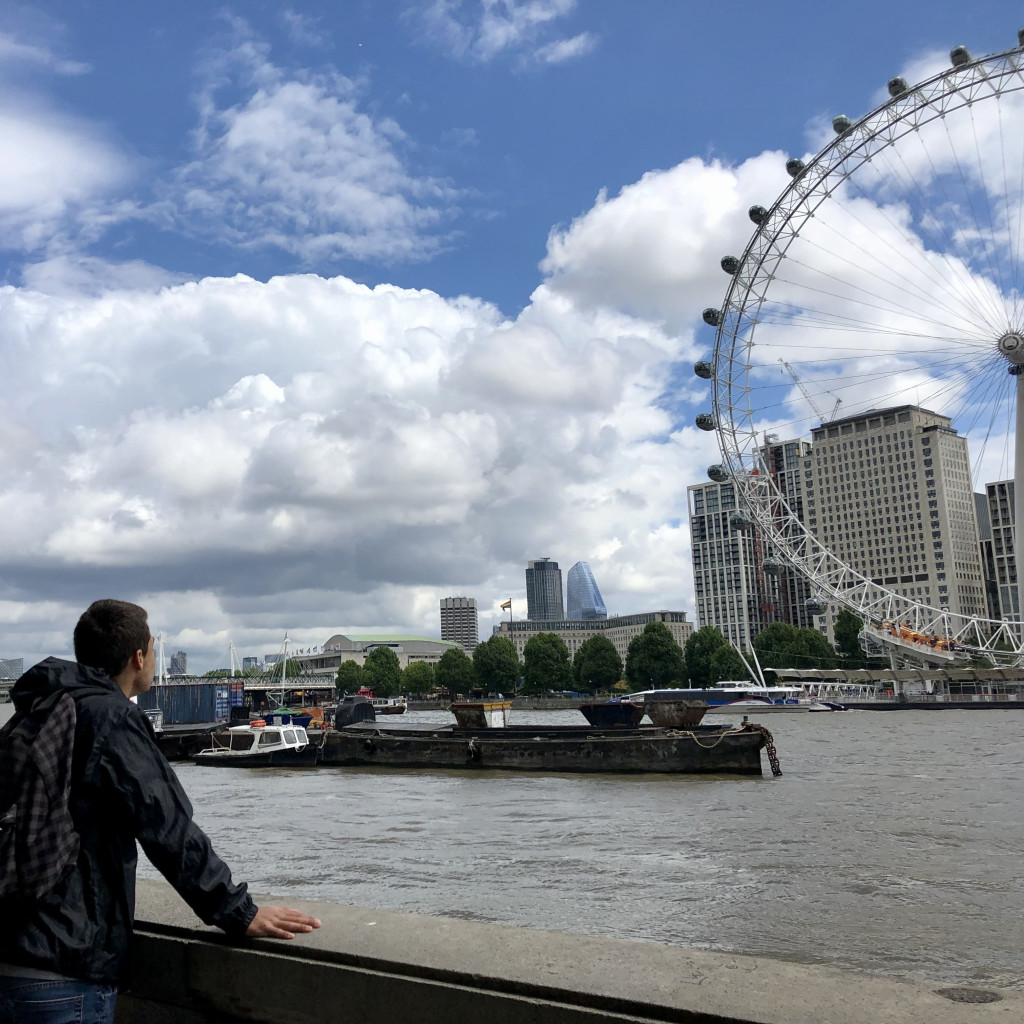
[[120, 879, 1019, 1023]]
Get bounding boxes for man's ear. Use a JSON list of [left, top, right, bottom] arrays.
[[131, 648, 145, 671]]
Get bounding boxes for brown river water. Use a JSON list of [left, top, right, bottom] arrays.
[[141, 709, 1024, 990]]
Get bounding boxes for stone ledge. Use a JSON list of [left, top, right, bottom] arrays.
[[124, 879, 1023, 1024]]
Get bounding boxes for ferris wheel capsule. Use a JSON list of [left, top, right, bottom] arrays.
[[832, 114, 853, 134], [887, 76, 908, 97], [1018, 27, 1024, 47], [707, 464, 729, 482], [786, 158, 805, 178], [702, 307, 722, 326], [720, 256, 740, 275], [694, 360, 713, 379], [805, 595, 827, 615], [696, 413, 717, 431], [748, 205, 768, 225], [762, 558, 783, 576], [729, 511, 752, 531], [950, 46, 971, 67]]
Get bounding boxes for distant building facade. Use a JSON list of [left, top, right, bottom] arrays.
[[439, 596, 479, 649], [526, 558, 564, 621], [242, 656, 260, 670], [0, 658, 24, 680], [689, 479, 774, 651], [986, 480, 1018, 628], [806, 406, 986, 628], [496, 611, 692, 665], [169, 650, 188, 676], [295, 634, 463, 676], [566, 561, 607, 620]]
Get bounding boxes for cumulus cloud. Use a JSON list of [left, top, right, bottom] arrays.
[[410, 0, 595, 66], [154, 33, 454, 264], [0, 30, 91, 76], [1, 56, 1017, 666]]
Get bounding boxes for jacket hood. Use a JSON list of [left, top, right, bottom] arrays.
[[12, 657, 121, 713]]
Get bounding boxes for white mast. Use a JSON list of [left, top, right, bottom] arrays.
[[156, 633, 166, 685]]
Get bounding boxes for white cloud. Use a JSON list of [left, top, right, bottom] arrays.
[[156, 35, 454, 264], [411, 0, 593, 66], [0, 31, 91, 75]]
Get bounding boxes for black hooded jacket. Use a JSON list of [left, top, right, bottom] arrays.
[[1, 658, 256, 983]]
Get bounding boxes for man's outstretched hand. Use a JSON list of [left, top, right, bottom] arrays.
[[246, 906, 322, 939]]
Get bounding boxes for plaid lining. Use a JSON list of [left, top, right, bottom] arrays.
[[0, 692, 80, 900]]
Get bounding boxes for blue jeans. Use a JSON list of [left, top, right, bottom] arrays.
[[0, 977, 117, 1024]]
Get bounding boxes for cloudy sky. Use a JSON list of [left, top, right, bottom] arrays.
[[2, 1, 1021, 671]]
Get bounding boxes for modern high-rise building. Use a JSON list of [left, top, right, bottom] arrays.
[[689, 438, 816, 650], [440, 596, 479, 649], [242, 656, 260, 670], [566, 561, 607, 620], [689, 479, 773, 650], [169, 650, 188, 676], [526, 558, 564, 621], [985, 480, 1018, 628], [805, 405, 987, 629]]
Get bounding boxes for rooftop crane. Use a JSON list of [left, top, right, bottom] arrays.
[[778, 358, 842, 424]]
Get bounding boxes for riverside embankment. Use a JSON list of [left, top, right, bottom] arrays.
[[145, 708, 1024, 992]]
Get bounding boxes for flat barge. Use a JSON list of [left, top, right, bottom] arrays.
[[318, 721, 772, 774]]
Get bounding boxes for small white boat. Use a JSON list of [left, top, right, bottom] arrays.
[[370, 695, 408, 715], [193, 719, 319, 767]]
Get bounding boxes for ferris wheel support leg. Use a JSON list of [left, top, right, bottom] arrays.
[[1016, 373, 1024, 643]]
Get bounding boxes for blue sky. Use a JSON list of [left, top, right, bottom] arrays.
[[1, 0, 1021, 669]]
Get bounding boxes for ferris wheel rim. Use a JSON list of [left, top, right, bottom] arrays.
[[706, 37, 1024, 655]]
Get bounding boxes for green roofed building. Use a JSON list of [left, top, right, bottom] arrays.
[[291, 633, 462, 677]]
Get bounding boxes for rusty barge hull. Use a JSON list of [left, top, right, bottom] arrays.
[[319, 724, 767, 775]]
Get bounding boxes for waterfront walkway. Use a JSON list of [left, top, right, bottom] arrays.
[[120, 880, 1020, 1023]]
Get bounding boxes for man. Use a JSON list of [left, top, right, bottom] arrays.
[[0, 600, 320, 1023]]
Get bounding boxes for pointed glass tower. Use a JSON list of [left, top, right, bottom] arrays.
[[566, 561, 607, 620]]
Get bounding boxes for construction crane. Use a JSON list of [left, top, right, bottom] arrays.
[[778, 358, 842, 424]]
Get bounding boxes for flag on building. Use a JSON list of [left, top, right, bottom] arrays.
[[500, 599, 512, 610]]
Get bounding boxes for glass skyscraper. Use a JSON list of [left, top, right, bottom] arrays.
[[566, 561, 607, 620]]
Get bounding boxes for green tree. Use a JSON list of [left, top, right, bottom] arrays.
[[472, 636, 520, 693], [684, 626, 752, 687], [572, 635, 622, 694], [403, 660, 435, 694], [624, 621, 685, 691], [362, 646, 403, 697], [753, 622, 838, 670], [335, 659, 364, 693], [434, 647, 476, 697], [522, 633, 572, 695], [834, 609, 867, 669]]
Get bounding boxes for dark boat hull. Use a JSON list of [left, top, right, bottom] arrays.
[[193, 746, 319, 768], [319, 724, 766, 774]]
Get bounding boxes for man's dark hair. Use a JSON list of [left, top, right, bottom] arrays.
[[74, 599, 150, 678]]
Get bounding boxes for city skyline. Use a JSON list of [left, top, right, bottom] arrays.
[[0, 4, 1021, 671]]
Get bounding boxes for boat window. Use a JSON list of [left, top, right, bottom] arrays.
[[230, 733, 256, 751], [283, 730, 297, 744], [258, 730, 281, 746]]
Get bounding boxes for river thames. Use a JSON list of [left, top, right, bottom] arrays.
[[143, 709, 1024, 990]]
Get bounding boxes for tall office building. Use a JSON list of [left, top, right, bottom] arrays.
[[566, 561, 607, 620], [805, 405, 986, 627], [526, 558, 564, 621], [242, 656, 260, 670], [440, 596, 479, 649], [169, 650, 188, 676], [689, 437, 816, 650], [985, 480, 1018, 628], [689, 479, 775, 650]]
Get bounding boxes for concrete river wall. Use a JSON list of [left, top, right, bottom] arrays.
[[117, 880, 1020, 1023]]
